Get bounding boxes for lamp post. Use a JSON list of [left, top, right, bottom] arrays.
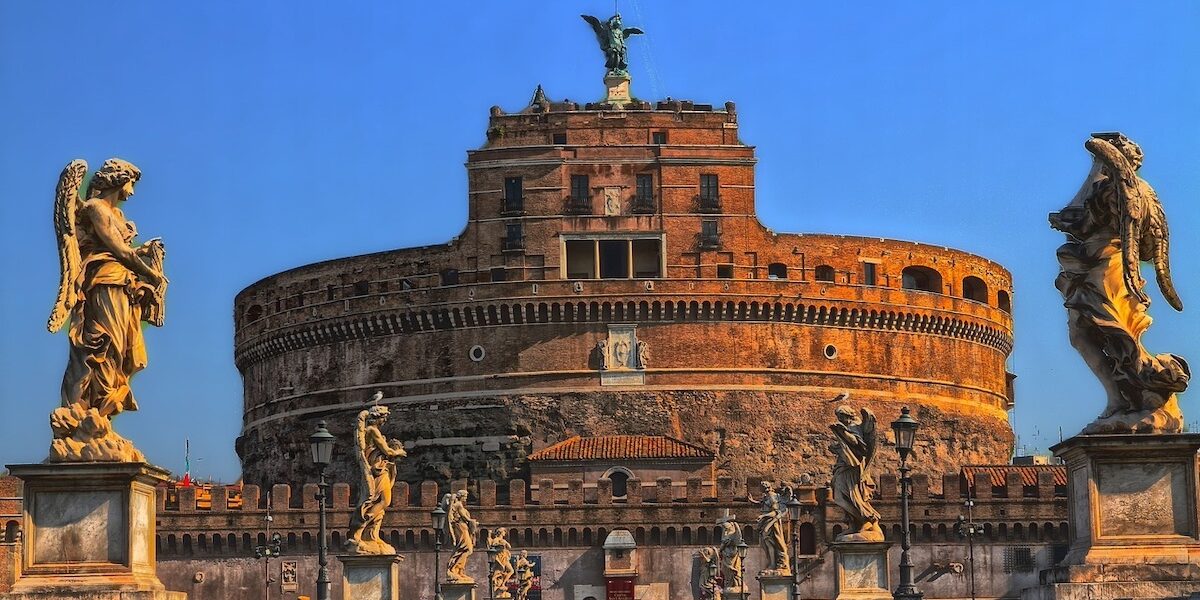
[[309, 420, 335, 600], [955, 496, 981, 600], [891, 407, 923, 600], [431, 505, 447, 600], [787, 496, 802, 600], [486, 537, 499, 600], [253, 491, 282, 600], [736, 539, 749, 598]]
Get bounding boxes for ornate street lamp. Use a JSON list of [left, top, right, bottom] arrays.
[[955, 497, 981, 600], [485, 537, 499, 600], [431, 505, 447, 600], [787, 496, 803, 600], [736, 539, 750, 598], [309, 420, 335, 600], [890, 407, 923, 600]]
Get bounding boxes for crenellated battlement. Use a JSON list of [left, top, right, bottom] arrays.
[[100, 467, 1068, 560]]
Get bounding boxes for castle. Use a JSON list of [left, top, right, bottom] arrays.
[[232, 77, 1016, 492]]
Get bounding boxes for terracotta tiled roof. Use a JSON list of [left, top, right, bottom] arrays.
[[528, 435, 715, 462], [962, 465, 1067, 488]]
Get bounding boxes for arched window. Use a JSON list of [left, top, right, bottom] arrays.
[[962, 276, 988, 303], [767, 263, 788, 280], [604, 468, 633, 498], [998, 290, 1012, 313], [799, 522, 816, 555], [901, 266, 942, 293], [814, 265, 835, 282], [4, 520, 18, 542]]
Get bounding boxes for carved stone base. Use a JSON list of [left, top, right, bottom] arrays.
[[1020, 434, 1200, 600], [830, 541, 891, 600], [338, 553, 403, 600], [756, 574, 792, 600], [0, 462, 185, 600], [440, 581, 477, 600]]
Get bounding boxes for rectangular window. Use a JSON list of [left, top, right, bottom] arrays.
[[489, 267, 507, 282], [504, 222, 524, 251], [700, 174, 719, 200], [632, 239, 662, 278], [565, 240, 596, 279], [862, 262, 877, 286], [552, 132, 567, 145], [503, 177, 523, 212], [701, 220, 718, 237], [652, 131, 668, 144], [717, 264, 734, 279], [636, 174, 653, 202], [599, 240, 629, 279], [440, 269, 459, 286], [571, 174, 590, 202]]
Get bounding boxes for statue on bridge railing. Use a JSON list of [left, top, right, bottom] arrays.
[[347, 395, 407, 555]]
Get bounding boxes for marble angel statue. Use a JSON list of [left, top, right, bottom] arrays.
[[47, 158, 167, 463], [829, 402, 884, 541], [748, 481, 792, 576], [441, 490, 479, 583], [346, 394, 407, 555], [487, 528, 515, 599], [1050, 132, 1189, 433]]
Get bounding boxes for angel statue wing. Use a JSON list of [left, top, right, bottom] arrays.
[[48, 159, 88, 332], [353, 410, 373, 499], [623, 27, 645, 38], [438, 492, 454, 537], [860, 408, 876, 473], [580, 14, 609, 50]]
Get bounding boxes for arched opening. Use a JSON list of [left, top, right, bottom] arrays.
[[4, 520, 18, 542], [998, 290, 1012, 313], [814, 265, 836, 282], [962, 276, 988, 303], [245, 304, 263, 322], [901, 266, 942, 293], [604, 468, 633, 498], [767, 263, 788, 280]]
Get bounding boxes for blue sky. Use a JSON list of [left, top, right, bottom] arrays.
[[1, 2, 1197, 483]]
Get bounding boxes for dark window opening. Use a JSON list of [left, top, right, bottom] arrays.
[[963, 276, 988, 303], [717, 264, 734, 279], [633, 174, 655, 213], [503, 177, 524, 214], [246, 305, 263, 322], [768, 263, 788, 280], [699, 174, 720, 212], [599, 240, 629, 279], [632, 239, 662, 278], [700, 220, 720, 249], [489, 267, 507, 282], [814, 265, 836, 282], [568, 174, 591, 213], [552, 132, 567, 145], [862, 262, 878, 286], [326, 285, 336, 301], [440, 269, 459, 286], [799, 522, 816, 555], [504, 222, 524, 252], [652, 131, 668, 145], [998, 290, 1012, 313], [565, 240, 596, 279], [609, 471, 629, 498], [902, 266, 943, 293]]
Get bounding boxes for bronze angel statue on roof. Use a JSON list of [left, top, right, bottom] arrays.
[[581, 13, 644, 75], [1050, 133, 1189, 434], [47, 158, 167, 463]]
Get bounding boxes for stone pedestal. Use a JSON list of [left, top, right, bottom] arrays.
[[756, 573, 792, 600], [1020, 434, 1200, 600], [0, 462, 186, 600], [440, 581, 477, 600], [831, 541, 892, 600], [338, 554, 402, 600], [603, 72, 632, 107], [720, 590, 750, 600]]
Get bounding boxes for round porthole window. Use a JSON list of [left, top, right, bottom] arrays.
[[823, 344, 838, 359], [469, 345, 486, 362]]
